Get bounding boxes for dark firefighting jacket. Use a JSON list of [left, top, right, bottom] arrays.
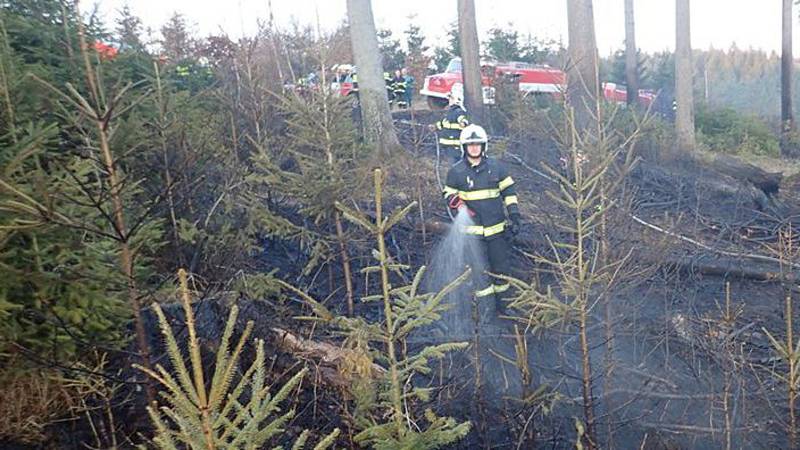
[[391, 76, 407, 102], [443, 157, 519, 239], [384, 72, 394, 100], [435, 105, 469, 147]]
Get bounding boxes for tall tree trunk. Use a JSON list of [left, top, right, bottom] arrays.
[[457, 0, 485, 125], [674, 0, 695, 155], [782, 0, 796, 156], [567, 0, 600, 133], [346, 0, 399, 155], [624, 0, 639, 106]]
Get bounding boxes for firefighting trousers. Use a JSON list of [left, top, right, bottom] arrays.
[[474, 232, 513, 313]]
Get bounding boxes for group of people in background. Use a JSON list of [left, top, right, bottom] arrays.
[[332, 64, 415, 109], [386, 68, 414, 109]]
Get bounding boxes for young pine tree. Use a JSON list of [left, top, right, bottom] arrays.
[[250, 73, 365, 315], [0, 3, 158, 361], [136, 269, 340, 449], [285, 169, 471, 449]]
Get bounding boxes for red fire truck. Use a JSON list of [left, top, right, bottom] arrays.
[[420, 57, 656, 109]]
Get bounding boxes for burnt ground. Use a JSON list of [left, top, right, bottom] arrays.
[[388, 109, 800, 449], [12, 109, 800, 449]]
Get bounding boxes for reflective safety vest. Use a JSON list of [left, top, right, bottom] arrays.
[[384, 72, 393, 92], [443, 158, 520, 238], [391, 76, 407, 105], [391, 76, 406, 95], [435, 104, 469, 147]]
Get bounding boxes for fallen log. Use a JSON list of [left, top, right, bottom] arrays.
[[272, 327, 385, 389], [631, 214, 800, 272], [652, 253, 799, 284], [630, 159, 773, 212], [706, 154, 782, 196]]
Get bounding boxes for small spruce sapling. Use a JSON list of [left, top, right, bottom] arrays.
[[136, 268, 339, 449], [287, 169, 471, 449]]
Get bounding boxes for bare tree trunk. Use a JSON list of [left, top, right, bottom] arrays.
[[787, 290, 797, 449], [457, 0, 485, 125], [576, 190, 597, 449], [579, 301, 597, 450], [567, 0, 600, 133], [334, 213, 355, 316], [782, 0, 796, 156], [346, 0, 399, 156], [266, 0, 284, 82], [624, 0, 639, 106], [674, 0, 695, 155], [154, 62, 182, 263]]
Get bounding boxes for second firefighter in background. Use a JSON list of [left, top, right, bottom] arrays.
[[443, 124, 520, 315], [432, 85, 469, 162]]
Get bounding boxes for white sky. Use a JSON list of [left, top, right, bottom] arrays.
[[95, 0, 793, 56]]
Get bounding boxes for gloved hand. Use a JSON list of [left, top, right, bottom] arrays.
[[447, 195, 474, 217], [506, 213, 521, 237]]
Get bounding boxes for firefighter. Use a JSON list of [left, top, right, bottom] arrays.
[[391, 69, 407, 109], [431, 85, 469, 162], [442, 124, 521, 316], [401, 67, 414, 108], [175, 64, 190, 77], [384, 71, 395, 105]]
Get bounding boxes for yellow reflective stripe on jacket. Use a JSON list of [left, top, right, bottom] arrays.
[[483, 222, 506, 236], [504, 195, 518, 206], [462, 225, 484, 235], [459, 188, 500, 201], [498, 176, 514, 191], [440, 119, 464, 130], [443, 186, 458, 197], [460, 221, 506, 237]]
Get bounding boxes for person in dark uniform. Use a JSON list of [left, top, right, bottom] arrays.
[[391, 69, 407, 109], [442, 124, 521, 316], [384, 71, 395, 106], [431, 85, 469, 163], [402, 67, 414, 107]]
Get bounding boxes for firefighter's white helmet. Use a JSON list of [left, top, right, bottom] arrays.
[[459, 124, 488, 158], [448, 83, 464, 107]]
